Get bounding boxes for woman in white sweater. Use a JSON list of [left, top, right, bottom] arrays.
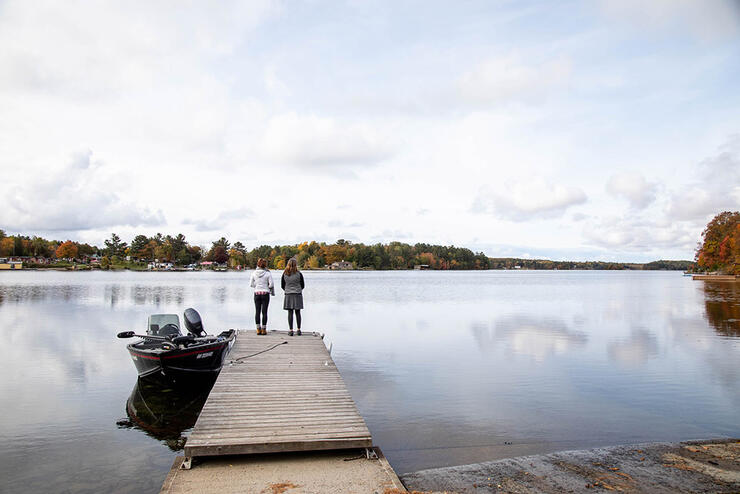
[[249, 258, 274, 335]]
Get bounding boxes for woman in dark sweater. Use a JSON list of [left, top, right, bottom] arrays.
[[281, 257, 305, 336]]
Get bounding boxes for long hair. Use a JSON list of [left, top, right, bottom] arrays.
[[257, 258, 267, 269], [283, 257, 298, 276]]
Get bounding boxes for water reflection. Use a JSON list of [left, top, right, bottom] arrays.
[[607, 328, 659, 368], [118, 376, 214, 451], [1, 271, 739, 492], [131, 286, 185, 306], [702, 282, 740, 336], [471, 315, 588, 361], [0, 284, 90, 304]]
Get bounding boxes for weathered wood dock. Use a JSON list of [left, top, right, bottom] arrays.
[[693, 274, 740, 281], [162, 329, 405, 493], [184, 329, 372, 463]]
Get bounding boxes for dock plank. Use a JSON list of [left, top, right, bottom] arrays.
[[184, 330, 372, 458]]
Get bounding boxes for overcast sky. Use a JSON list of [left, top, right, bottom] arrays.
[[1, 0, 739, 261]]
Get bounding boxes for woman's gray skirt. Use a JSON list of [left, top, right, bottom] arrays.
[[283, 293, 304, 310]]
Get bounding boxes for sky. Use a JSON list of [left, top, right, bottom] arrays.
[[1, 0, 739, 262]]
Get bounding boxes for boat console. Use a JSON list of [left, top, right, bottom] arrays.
[[147, 314, 181, 338]]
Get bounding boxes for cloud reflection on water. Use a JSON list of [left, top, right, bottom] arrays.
[[0, 271, 739, 490], [607, 328, 659, 368], [471, 315, 588, 361]]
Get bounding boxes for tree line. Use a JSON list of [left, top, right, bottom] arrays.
[[0, 229, 694, 271], [0, 230, 492, 270], [695, 211, 740, 274]]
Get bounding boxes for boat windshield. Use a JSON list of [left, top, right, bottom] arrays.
[[148, 314, 180, 333]]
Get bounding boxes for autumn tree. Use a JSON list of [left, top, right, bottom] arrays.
[[0, 237, 13, 257], [696, 211, 740, 273], [56, 241, 79, 260]]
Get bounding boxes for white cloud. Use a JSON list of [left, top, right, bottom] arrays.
[[458, 54, 571, 105], [606, 172, 657, 209], [183, 208, 254, 232], [260, 113, 393, 172], [599, 0, 740, 40], [0, 1, 279, 98], [665, 135, 740, 222], [582, 215, 696, 252], [327, 219, 364, 229], [0, 152, 165, 232], [472, 178, 587, 221]]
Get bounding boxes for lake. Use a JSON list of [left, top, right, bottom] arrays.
[[0, 270, 738, 493]]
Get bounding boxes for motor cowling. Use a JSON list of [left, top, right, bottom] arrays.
[[183, 308, 206, 337]]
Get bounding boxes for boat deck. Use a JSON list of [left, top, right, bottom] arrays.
[[184, 330, 372, 460]]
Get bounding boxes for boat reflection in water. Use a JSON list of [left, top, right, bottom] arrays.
[[118, 375, 215, 451]]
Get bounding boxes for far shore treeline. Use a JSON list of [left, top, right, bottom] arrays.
[[0, 228, 695, 271]]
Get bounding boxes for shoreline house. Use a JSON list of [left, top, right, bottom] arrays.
[[329, 260, 353, 270], [0, 258, 23, 270], [147, 261, 174, 271]]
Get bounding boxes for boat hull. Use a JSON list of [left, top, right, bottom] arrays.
[[127, 330, 235, 380]]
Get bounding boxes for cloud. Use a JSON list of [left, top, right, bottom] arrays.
[[327, 219, 364, 229], [665, 135, 740, 222], [598, 0, 740, 41], [606, 172, 657, 209], [472, 178, 587, 221], [458, 54, 571, 105], [582, 215, 696, 252], [0, 1, 280, 99], [0, 151, 165, 232], [184, 207, 254, 232], [260, 113, 393, 172]]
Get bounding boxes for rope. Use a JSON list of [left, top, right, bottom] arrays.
[[231, 341, 288, 363]]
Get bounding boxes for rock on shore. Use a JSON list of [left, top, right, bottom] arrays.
[[401, 439, 740, 493]]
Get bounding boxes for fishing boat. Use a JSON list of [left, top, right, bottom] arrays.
[[118, 308, 235, 380]]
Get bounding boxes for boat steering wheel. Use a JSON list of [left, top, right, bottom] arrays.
[[159, 323, 179, 336]]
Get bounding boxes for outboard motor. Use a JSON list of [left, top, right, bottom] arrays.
[[183, 308, 206, 337]]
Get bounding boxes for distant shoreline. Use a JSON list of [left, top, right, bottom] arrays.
[[2, 266, 698, 273]]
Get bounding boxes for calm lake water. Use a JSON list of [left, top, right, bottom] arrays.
[[0, 270, 738, 493]]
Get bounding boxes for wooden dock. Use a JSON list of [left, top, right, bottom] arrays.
[[693, 274, 740, 281], [184, 330, 373, 463]]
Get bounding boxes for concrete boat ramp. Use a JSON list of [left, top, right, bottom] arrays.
[[402, 439, 740, 493], [160, 329, 406, 494]]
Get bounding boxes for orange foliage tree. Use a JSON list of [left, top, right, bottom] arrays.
[[695, 211, 740, 274], [0, 237, 13, 257], [55, 241, 79, 260]]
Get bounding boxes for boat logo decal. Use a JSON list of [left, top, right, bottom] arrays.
[[196, 351, 214, 359]]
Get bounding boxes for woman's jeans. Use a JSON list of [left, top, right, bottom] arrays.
[[254, 293, 269, 326]]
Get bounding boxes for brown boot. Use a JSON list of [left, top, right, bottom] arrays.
[[256, 325, 261, 335]]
